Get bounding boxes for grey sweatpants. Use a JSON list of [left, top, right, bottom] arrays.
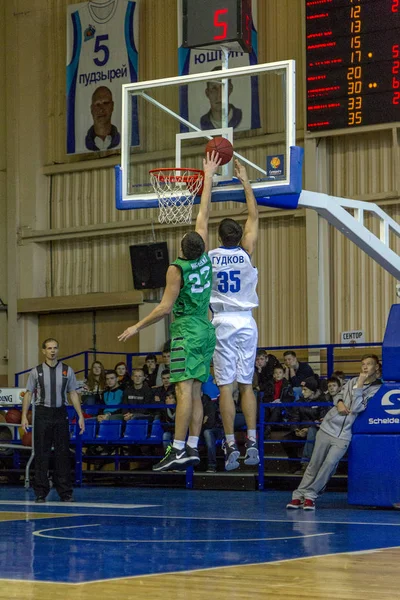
[[292, 429, 350, 502]]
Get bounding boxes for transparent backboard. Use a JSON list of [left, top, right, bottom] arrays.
[[116, 60, 300, 210]]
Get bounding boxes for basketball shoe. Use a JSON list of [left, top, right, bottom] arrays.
[[222, 440, 240, 471]]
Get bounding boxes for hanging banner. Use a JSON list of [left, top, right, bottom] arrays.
[[177, 0, 259, 132], [66, 0, 139, 154]]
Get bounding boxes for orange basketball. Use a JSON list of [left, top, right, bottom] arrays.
[[205, 136, 233, 166], [5, 408, 21, 424], [22, 431, 32, 447], [27, 411, 33, 425]]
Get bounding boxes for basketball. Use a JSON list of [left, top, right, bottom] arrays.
[[27, 411, 33, 425], [205, 137, 234, 166], [22, 431, 32, 447], [5, 408, 21, 424]]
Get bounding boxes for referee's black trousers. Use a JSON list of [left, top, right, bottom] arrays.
[[34, 406, 72, 498]]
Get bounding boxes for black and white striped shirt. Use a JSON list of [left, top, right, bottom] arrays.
[[26, 362, 78, 408]]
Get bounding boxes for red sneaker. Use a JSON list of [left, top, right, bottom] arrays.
[[303, 499, 316, 511], [286, 499, 304, 509]]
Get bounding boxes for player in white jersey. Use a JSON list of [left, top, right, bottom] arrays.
[[209, 160, 260, 471]]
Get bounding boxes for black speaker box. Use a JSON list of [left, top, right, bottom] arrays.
[[129, 242, 169, 289]]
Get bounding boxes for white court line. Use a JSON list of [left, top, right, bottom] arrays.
[[38, 512, 400, 528], [32, 523, 334, 543], [0, 501, 159, 509], [0, 544, 398, 587]]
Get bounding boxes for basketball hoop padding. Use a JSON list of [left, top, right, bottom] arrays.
[[149, 168, 204, 225]]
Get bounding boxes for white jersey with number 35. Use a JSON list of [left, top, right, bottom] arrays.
[[209, 246, 259, 313]]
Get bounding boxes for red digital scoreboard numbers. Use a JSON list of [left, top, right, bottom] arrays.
[[182, 0, 252, 53], [306, 0, 400, 131]]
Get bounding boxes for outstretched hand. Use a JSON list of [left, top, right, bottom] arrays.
[[203, 150, 222, 178], [234, 159, 250, 185], [118, 325, 139, 342]]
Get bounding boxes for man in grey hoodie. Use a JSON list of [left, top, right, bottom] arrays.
[[286, 355, 382, 511]]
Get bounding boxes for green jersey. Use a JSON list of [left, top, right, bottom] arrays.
[[172, 252, 212, 320]]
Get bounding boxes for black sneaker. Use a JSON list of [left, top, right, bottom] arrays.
[[244, 438, 259, 465], [206, 465, 217, 473], [152, 445, 191, 472], [185, 445, 200, 466], [60, 495, 74, 502], [222, 441, 240, 471], [35, 496, 46, 504]]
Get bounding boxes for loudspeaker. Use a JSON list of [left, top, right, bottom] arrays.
[[129, 242, 169, 289]]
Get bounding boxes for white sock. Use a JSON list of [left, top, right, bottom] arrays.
[[187, 436, 199, 449], [173, 439, 185, 451], [226, 434, 235, 446], [248, 429, 257, 442]]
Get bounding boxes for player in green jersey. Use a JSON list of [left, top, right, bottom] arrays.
[[118, 152, 221, 471]]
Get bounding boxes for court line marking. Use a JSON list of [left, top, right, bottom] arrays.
[[33, 523, 334, 543], [39, 512, 400, 528], [0, 545, 399, 587], [0, 501, 159, 509]]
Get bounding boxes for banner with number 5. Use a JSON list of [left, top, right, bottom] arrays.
[[66, 0, 139, 154]]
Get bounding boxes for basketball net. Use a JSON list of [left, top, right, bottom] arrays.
[[149, 168, 204, 225]]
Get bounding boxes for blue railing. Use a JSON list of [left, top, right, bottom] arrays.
[[14, 342, 382, 387]]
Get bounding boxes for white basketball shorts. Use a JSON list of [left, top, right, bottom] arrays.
[[212, 311, 258, 386]]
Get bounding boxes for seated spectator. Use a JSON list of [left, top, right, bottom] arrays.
[[97, 370, 124, 421], [153, 369, 175, 403], [264, 365, 294, 437], [253, 349, 280, 392], [201, 394, 224, 473], [82, 360, 106, 405], [160, 391, 177, 449], [282, 377, 330, 473], [286, 354, 382, 510], [325, 375, 342, 401], [283, 351, 315, 399], [123, 368, 156, 421], [114, 362, 131, 390], [156, 348, 171, 386], [142, 353, 160, 388], [332, 370, 346, 386]]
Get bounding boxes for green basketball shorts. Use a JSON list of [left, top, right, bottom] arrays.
[[169, 316, 216, 384]]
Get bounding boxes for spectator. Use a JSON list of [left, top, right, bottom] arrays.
[[153, 369, 175, 403], [283, 351, 315, 398], [160, 391, 177, 449], [286, 354, 382, 510], [264, 365, 294, 438], [114, 362, 131, 390], [201, 394, 224, 473], [123, 368, 156, 421], [156, 348, 171, 386], [282, 377, 330, 473], [142, 353, 160, 388], [97, 370, 124, 422], [82, 361, 106, 405], [325, 376, 342, 401], [253, 349, 280, 392], [332, 370, 346, 386]]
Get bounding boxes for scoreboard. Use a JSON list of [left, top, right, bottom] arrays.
[[306, 0, 400, 132]]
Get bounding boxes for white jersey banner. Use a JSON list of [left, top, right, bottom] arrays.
[[177, 0, 259, 133], [66, 0, 139, 154]]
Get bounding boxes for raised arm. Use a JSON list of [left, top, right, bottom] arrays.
[[195, 151, 222, 251], [235, 159, 259, 256], [118, 265, 182, 342]]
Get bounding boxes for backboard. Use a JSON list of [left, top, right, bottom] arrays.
[[115, 60, 303, 211]]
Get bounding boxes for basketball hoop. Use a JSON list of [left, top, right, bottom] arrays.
[[149, 168, 204, 225]]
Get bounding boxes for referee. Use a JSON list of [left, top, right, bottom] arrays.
[[21, 338, 85, 503]]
